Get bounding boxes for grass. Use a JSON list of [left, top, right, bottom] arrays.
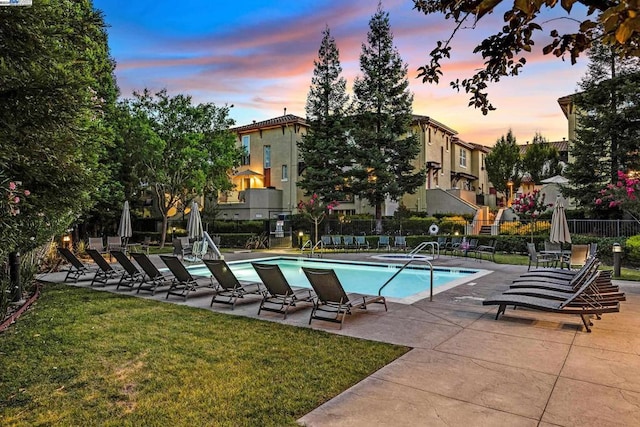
[[0, 284, 409, 426]]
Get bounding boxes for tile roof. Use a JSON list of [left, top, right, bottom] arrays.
[[518, 140, 569, 155], [232, 114, 307, 133]]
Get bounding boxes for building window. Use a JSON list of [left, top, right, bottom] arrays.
[[446, 136, 449, 151], [428, 128, 431, 144], [264, 145, 271, 168], [460, 149, 467, 168], [241, 135, 250, 165], [440, 147, 444, 175], [281, 164, 288, 181]]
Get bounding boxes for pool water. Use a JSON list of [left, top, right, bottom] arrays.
[[187, 257, 491, 303]]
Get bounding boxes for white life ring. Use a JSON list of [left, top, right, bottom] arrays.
[[429, 224, 439, 235]]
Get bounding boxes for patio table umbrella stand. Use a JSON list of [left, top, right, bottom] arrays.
[[118, 200, 133, 248], [186, 201, 204, 261], [549, 195, 571, 266]]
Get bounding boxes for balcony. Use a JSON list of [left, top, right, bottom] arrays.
[[216, 187, 283, 220]]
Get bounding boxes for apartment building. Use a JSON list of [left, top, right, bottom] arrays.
[[216, 113, 493, 219]]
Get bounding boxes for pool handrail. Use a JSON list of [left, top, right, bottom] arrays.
[[203, 231, 224, 260], [378, 258, 434, 301], [410, 241, 439, 259]]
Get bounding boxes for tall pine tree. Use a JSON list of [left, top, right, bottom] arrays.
[[484, 130, 521, 198], [298, 26, 350, 203], [350, 5, 424, 233], [563, 40, 640, 213]]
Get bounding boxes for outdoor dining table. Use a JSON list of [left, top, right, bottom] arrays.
[[540, 250, 565, 268]]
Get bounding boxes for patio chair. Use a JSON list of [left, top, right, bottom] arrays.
[[474, 239, 497, 262], [85, 248, 122, 287], [393, 236, 407, 251], [482, 271, 620, 332], [527, 243, 556, 271], [107, 236, 124, 253], [130, 252, 176, 295], [57, 247, 95, 282], [561, 244, 590, 270], [140, 236, 152, 255], [377, 235, 390, 251], [88, 237, 107, 254], [161, 255, 212, 301], [204, 259, 264, 310], [252, 262, 315, 319], [172, 237, 192, 260], [110, 250, 145, 290], [355, 235, 369, 251], [302, 267, 387, 329], [444, 237, 462, 256]]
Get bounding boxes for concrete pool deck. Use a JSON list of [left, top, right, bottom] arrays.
[[40, 250, 640, 426]]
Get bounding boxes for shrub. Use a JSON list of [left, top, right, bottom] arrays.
[[626, 235, 640, 266]]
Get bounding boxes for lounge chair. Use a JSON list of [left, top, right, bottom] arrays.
[[57, 247, 94, 282], [204, 259, 264, 310], [560, 244, 590, 270], [302, 267, 387, 329], [331, 235, 343, 251], [514, 257, 598, 284], [355, 235, 369, 251], [252, 262, 315, 319], [393, 235, 407, 251], [320, 235, 333, 250], [85, 248, 122, 287], [505, 262, 625, 303], [161, 255, 212, 301], [526, 242, 556, 270], [130, 252, 175, 295], [342, 235, 357, 252], [110, 250, 145, 290], [377, 235, 390, 251], [482, 271, 620, 332]]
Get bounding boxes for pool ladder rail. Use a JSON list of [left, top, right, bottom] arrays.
[[409, 241, 440, 259], [378, 258, 435, 301], [300, 239, 324, 257]]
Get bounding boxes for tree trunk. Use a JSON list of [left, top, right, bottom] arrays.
[[9, 251, 22, 303], [375, 203, 383, 234], [160, 214, 168, 248]]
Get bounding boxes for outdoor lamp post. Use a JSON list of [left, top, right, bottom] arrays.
[[298, 231, 304, 249], [172, 226, 176, 242], [612, 243, 622, 277]]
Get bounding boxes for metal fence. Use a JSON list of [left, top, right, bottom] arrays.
[[308, 218, 640, 238]]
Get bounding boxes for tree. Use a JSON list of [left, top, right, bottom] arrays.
[[485, 130, 521, 198], [412, 0, 640, 114], [563, 41, 640, 212], [520, 133, 563, 184], [124, 89, 242, 247], [350, 5, 425, 233], [0, 0, 116, 299], [298, 26, 351, 203], [297, 194, 338, 244]]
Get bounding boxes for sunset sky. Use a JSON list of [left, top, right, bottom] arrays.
[[93, 0, 591, 146]]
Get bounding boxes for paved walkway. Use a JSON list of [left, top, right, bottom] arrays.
[[40, 251, 640, 426]]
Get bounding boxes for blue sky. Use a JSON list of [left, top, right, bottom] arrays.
[[93, 0, 590, 145]]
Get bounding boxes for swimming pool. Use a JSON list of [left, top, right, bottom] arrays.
[[187, 257, 491, 304]]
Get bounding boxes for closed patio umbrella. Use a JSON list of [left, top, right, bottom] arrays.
[[187, 201, 203, 240], [549, 195, 571, 244], [117, 201, 132, 245]]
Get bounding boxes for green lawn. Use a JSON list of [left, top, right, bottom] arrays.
[[0, 285, 409, 426]]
